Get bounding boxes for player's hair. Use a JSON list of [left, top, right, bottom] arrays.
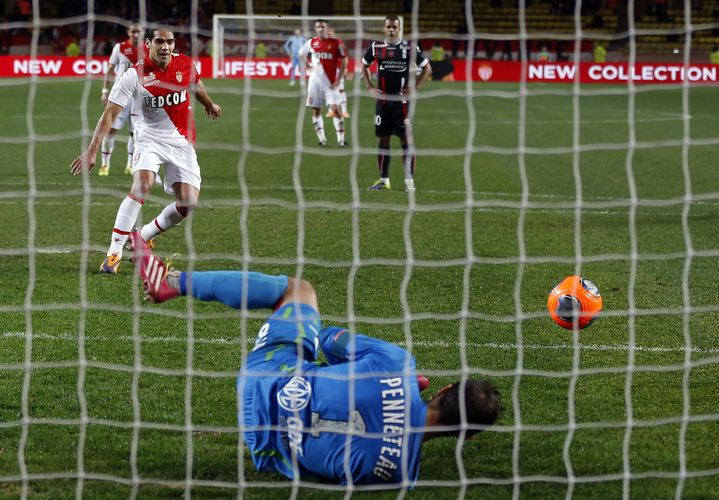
[[436, 380, 502, 438], [144, 26, 174, 41], [315, 18, 329, 26], [384, 15, 401, 24]]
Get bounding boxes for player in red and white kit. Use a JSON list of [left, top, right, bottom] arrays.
[[324, 27, 350, 119], [70, 28, 222, 274], [98, 23, 142, 177], [299, 19, 348, 147]]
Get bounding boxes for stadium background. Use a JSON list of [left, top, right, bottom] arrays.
[[4, 0, 719, 62]]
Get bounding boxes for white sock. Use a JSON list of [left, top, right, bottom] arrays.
[[140, 202, 186, 242], [333, 116, 345, 143], [101, 136, 115, 166], [108, 195, 143, 256], [127, 134, 134, 167], [313, 117, 326, 144]]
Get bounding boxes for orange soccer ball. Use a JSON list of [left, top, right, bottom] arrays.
[[547, 275, 603, 330]]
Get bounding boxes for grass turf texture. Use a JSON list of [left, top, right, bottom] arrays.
[[0, 78, 718, 498]]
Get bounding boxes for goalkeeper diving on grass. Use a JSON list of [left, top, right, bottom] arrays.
[[129, 232, 502, 485]]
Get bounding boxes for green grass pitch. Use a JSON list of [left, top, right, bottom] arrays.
[[1, 77, 718, 498]]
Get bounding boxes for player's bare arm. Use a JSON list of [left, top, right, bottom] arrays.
[[298, 40, 312, 70], [402, 62, 432, 99], [331, 56, 347, 90], [361, 63, 381, 98], [416, 62, 432, 90], [101, 64, 116, 104], [194, 80, 222, 120], [70, 103, 123, 175]]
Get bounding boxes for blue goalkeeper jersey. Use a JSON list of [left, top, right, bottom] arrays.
[[238, 303, 427, 485]]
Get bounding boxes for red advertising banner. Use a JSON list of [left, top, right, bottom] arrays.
[[1, 56, 209, 77], [0, 56, 332, 79], [0, 55, 356, 79], [2, 56, 113, 77], [455, 60, 719, 84], [2, 56, 717, 84]]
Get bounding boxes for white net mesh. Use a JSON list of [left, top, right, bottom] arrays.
[[1, 0, 719, 497]]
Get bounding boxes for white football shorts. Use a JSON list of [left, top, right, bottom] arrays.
[[111, 101, 134, 132], [306, 78, 340, 109], [132, 139, 201, 195]]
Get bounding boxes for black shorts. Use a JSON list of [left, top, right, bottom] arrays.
[[374, 100, 411, 138]]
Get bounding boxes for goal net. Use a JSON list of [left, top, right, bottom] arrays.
[[1, 1, 718, 498]]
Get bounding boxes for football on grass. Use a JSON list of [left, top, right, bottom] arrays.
[[547, 275, 603, 330]]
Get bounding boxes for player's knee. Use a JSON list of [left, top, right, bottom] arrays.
[[130, 175, 154, 196], [180, 194, 199, 212], [285, 277, 317, 307], [176, 199, 197, 217]]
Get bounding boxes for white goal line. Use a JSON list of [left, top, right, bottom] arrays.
[[2, 330, 718, 355]]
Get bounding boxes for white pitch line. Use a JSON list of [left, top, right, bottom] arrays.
[[2, 331, 718, 354], [0, 199, 634, 215], [1, 182, 718, 206]]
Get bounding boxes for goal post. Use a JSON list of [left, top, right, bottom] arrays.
[[211, 15, 399, 79]]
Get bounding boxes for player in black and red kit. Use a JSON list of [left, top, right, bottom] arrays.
[[361, 15, 432, 192]]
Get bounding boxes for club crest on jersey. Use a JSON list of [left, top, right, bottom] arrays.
[[176, 71, 182, 83], [277, 376, 312, 411], [144, 90, 188, 108]]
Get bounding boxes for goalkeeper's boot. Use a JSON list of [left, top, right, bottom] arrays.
[[127, 233, 155, 252], [127, 232, 154, 262], [130, 231, 179, 303], [368, 179, 390, 191], [99, 254, 121, 274], [125, 164, 133, 175], [98, 164, 110, 176], [338, 141, 350, 148]]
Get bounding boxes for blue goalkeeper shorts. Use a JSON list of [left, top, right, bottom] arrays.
[[246, 303, 321, 368]]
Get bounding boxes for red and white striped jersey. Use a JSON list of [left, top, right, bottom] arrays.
[[300, 36, 346, 86], [109, 40, 139, 76], [108, 53, 201, 145]]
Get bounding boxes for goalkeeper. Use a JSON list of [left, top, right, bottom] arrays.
[[130, 232, 502, 485]]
